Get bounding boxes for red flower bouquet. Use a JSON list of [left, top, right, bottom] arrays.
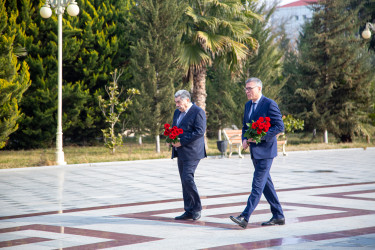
[[163, 123, 183, 145], [244, 117, 271, 144]]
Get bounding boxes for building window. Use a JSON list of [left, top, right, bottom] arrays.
[[303, 15, 307, 20], [295, 15, 299, 20]]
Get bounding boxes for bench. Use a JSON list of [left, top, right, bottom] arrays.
[[223, 130, 287, 157], [223, 129, 244, 158]]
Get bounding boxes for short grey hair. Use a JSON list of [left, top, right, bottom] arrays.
[[174, 90, 191, 102], [245, 77, 263, 88]]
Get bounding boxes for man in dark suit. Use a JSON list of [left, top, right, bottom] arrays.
[[230, 77, 285, 229], [171, 90, 206, 221]]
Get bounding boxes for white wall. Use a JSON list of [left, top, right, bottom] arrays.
[[271, 5, 315, 44]]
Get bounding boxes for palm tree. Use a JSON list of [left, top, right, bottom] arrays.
[[179, 0, 260, 111]]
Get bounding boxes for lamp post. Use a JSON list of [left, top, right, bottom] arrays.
[[40, 0, 80, 165], [362, 22, 375, 39]]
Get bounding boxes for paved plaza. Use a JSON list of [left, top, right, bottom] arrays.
[[0, 148, 375, 249]]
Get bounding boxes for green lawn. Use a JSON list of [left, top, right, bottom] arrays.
[[0, 135, 373, 169]]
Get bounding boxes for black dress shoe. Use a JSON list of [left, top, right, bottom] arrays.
[[261, 217, 285, 226], [229, 215, 248, 229], [192, 211, 201, 220], [175, 211, 201, 220], [175, 212, 193, 220]]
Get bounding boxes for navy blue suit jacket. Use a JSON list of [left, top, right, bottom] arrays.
[[242, 96, 284, 159], [171, 104, 207, 161]]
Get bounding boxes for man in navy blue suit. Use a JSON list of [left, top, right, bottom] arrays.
[[230, 77, 285, 229], [171, 90, 206, 221]]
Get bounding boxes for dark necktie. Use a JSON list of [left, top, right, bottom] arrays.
[[249, 103, 256, 121]]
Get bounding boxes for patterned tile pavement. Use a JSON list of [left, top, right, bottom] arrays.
[[0, 148, 374, 249]]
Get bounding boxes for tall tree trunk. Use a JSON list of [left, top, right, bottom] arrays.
[[192, 67, 208, 149], [192, 67, 207, 111]]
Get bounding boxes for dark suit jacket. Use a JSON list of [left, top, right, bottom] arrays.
[[242, 96, 284, 159], [171, 104, 207, 161]]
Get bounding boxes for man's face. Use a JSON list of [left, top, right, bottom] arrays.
[[175, 96, 190, 112], [245, 81, 262, 101]]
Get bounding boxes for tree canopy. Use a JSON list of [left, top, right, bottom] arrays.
[[282, 0, 375, 142], [0, 0, 31, 149]]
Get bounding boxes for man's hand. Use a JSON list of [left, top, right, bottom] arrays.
[[243, 138, 256, 149], [172, 142, 181, 148], [242, 139, 249, 150], [248, 138, 256, 143]]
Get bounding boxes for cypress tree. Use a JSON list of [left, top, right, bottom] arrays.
[[128, 0, 185, 151], [61, 0, 135, 144], [4, 0, 91, 148], [290, 0, 375, 142], [206, 63, 239, 136], [6, 0, 135, 148], [0, 0, 31, 149], [239, 3, 285, 103], [279, 48, 307, 116]]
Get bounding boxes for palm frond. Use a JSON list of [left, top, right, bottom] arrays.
[[182, 0, 260, 72], [195, 31, 227, 54], [227, 39, 249, 59], [243, 9, 263, 22], [185, 6, 199, 23], [179, 43, 212, 71]]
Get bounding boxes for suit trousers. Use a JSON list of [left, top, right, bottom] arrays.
[[177, 158, 202, 214], [241, 158, 284, 221]]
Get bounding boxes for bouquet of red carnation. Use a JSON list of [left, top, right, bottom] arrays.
[[244, 117, 271, 144], [163, 123, 183, 145]]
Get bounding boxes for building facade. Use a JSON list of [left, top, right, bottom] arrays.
[[271, 0, 318, 46]]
